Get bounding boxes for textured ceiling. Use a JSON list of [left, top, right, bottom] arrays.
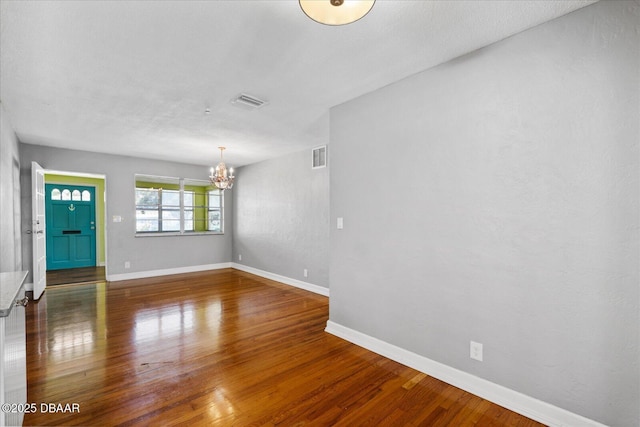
[[0, 0, 596, 167]]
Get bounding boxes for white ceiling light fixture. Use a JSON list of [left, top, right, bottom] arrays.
[[209, 147, 235, 191], [299, 0, 375, 26]]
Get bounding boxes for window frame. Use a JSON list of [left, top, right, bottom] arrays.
[[207, 190, 223, 233], [134, 175, 224, 237]]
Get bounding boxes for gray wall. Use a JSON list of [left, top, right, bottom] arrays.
[[19, 144, 233, 281], [233, 148, 330, 288], [329, 1, 639, 426], [0, 103, 22, 273]]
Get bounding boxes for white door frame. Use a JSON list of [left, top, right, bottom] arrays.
[[42, 169, 108, 276], [29, 166, 109, 298]]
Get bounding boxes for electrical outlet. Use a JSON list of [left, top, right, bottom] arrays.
[[470, 341, 483, 361], [337, 217, 344, 229], [303, 269, 308, 278], [238, 254, 242, 261], [124, 261, 131, 269]]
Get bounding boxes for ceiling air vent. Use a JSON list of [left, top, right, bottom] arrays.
[[231, 93, 268, 110]]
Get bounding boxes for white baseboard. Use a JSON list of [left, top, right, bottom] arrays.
[[325, 321, 605, 427], [231, 263, 329, 297], [106, 262, 232, 282], [24, 282, 33, 291]]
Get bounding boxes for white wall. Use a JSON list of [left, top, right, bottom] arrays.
[[233, 148, 330, 288], [0, 102, 22, 273], [329, 1, 639, 426], [19, 144, 233, 281]]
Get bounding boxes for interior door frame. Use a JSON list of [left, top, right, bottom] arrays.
[[37, 168, 109, 279]]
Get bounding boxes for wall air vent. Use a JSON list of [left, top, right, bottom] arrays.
[[231, 93, 268, 110], [312, 145, 327, 169]]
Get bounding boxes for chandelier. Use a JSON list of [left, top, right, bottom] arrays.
[[209, 147, 235, 190], [299, 0, 375, 26]]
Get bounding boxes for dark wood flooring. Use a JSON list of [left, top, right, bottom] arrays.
[[46, 266, 106, 286], [25, 269, 546, 426]]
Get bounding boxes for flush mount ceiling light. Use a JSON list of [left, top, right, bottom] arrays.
[[209, 147, 235, 191], [299, 0, 375, 26]]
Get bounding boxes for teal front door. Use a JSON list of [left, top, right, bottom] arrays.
[[45, 184, 97, 270]]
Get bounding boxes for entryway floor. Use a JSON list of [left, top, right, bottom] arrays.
[[46, 266, 106, 286]]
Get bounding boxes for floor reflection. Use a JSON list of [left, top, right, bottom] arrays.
[[207, 387, 236, 421], [133, 299, 222, 344], [50, 320, 94, 354], [134, 304, 194, 342], [30, 282, 107, 362]]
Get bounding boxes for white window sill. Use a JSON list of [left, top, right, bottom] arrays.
[[135, 231, 224, 237]]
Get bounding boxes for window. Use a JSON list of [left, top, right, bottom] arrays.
[[185, 179, 222, 233], [135, 188, 181, 232], [51, 187, 92, 202], [207, 190, 221, 232], [135, 175, 223, 235], [183, 191, 195, 231]]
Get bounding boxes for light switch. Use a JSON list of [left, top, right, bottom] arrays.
[[113, 215, 122, 223], [337, 217, 344, 229]]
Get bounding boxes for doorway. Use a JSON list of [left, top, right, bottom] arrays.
[[44, 172, 107, 286]]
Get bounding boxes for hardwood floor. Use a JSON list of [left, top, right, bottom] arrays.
[[46, 266, 106, 286], [25, 269, 545, 426]]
